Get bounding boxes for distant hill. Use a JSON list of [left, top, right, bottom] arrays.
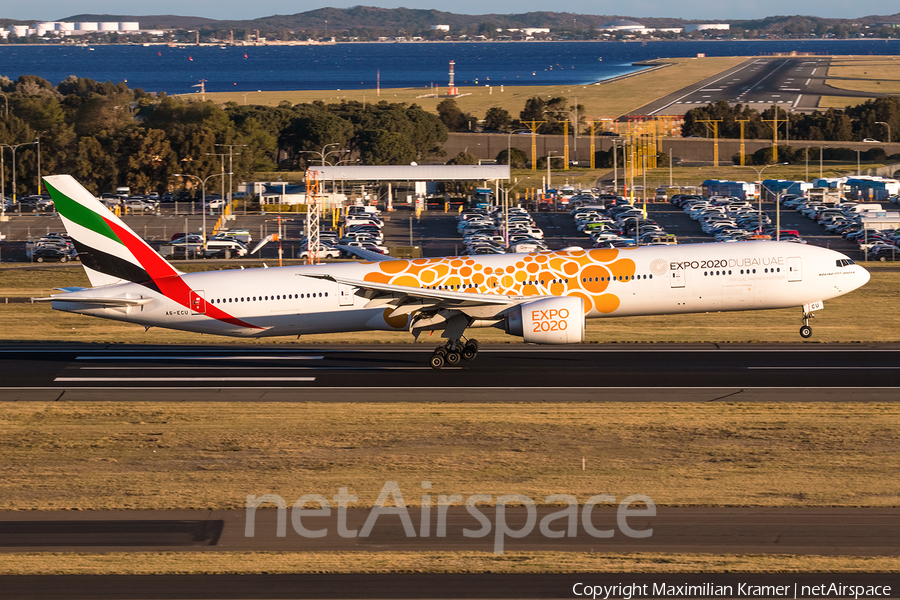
[[9, 7, 898, 33], [49, 8, 719, 31], [60, 14, 219, 28]]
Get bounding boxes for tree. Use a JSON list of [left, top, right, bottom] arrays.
[[280, 111, 354, 168], [483, 107, 512, 131], [496, 147, 527, 168], [447, 152, 477, 165], [519, 96, 545, 121], [357, 129, 416, 165], [437, 99, 471, 132]]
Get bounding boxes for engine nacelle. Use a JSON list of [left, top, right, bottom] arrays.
[[506, 296, 585, 344]]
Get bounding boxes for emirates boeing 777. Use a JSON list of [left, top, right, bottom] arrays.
[[39, 175, 870, 368]]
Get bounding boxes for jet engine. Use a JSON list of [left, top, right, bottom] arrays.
[[505, 296, 585, 344]]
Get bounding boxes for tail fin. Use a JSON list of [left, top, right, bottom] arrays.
[[44, 175, 181, 288]]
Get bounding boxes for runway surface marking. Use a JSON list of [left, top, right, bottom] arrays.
[[75, 355, 324, 361], [53, 377, 317, 382], [6, 348, 900, 354], [77, 366, 458, 371], [22, 385, 900, 390], [749, 366, 898, 370], [647, 60, 765, 115]]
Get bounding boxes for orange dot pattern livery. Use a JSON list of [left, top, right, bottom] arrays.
[[363, 248, 636, 316]]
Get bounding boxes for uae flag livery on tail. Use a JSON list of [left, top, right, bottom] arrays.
[[43, 175, 181, 288]]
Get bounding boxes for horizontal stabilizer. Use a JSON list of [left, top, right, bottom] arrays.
[[35, 292, 154, 306], [335, 245, 391, 262]]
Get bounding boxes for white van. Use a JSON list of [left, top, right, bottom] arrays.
[[213, 229, 252, 244], [205, 239, 248, 258]]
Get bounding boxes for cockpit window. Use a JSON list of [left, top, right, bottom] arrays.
[[835, 259, 855, 267]]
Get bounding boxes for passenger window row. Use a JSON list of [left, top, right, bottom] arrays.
[[581, 274, 653, 282], [211, 292, 327, 305]]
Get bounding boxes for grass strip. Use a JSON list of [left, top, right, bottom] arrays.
[[1, 402, 898, 511], [0, 551, 897, 574], [204, 57, 748, 120]]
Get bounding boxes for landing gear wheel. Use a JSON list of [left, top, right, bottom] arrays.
[[430, 353, 445, 369], [445, 350, 462, 365], [462, 342, 479, 361], [433, 347, 448, 358], [800, 325, 812, 339]]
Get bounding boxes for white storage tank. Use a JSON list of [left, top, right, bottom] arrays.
[[99, 22, 119, 31], [119, 22, 139, 31], [56, 22, 75, 31], [75, 22, 98, 31], [11, 25, 30, 36]]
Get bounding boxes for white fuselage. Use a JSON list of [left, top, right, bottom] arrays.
[[53, 241, 869, 338]]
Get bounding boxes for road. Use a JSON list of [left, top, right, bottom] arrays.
[[630, 56, 883, 117], [1, 344, 898, 402]]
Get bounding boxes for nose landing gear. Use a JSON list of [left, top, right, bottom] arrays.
[[800, 311, 814, 339], [429, 337, 479, 369]]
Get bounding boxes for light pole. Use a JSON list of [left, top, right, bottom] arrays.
[[875, 121, 891, 143], [35, 136, 41, 196], [501, 177, 529, 247], [1, 141, 38, 211], [506, 129, 529, 167], [215, 143, 246, 213], [175, 172, 230, 256], [743, 163, 786, 237], [205, 151, 227, 215], [546, 150, 561, 195], [300, 142, 346, 166]]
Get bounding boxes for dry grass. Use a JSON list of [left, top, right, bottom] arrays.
[[205, 57, 749, 119], [1, 402, 898, 511], [817, 96, 876, 110], [826, 57, 900, 94], [0, 263, 895, 344], [0, 551, 896, 575]]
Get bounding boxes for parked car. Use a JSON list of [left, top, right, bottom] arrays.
[[298, 244, 341, 259], [33, 245, 76, 263]]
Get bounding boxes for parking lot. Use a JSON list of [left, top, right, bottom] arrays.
[[0, 196, 865, 264]]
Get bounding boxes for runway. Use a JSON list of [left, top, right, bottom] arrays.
[[631, 56, 881, 116], [1, 343, 898, 402], [2, 507, 897, 555]]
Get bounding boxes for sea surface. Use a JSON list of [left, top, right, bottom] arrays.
[[1, 39, 899, 95]]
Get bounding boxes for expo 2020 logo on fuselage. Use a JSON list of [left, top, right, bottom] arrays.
[[650, 259, 668, 276]]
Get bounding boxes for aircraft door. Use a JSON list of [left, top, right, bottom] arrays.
[[189, 290, 207, 315], [669, 267, 685, 288], [787, 257, 802, 282], [338, 284, 355, 306]]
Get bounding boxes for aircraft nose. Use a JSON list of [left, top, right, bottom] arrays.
[[857, 266, 871, 288]]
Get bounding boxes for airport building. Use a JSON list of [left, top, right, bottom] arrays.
[[684, 23, 731, 32]]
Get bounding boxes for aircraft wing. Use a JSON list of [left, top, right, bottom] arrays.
[[302, 273, 531, 338], [302, 273, 522, 309]]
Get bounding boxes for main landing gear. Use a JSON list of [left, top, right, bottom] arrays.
[[800, 311, 815, 339], [430, 337, 479, 369]]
